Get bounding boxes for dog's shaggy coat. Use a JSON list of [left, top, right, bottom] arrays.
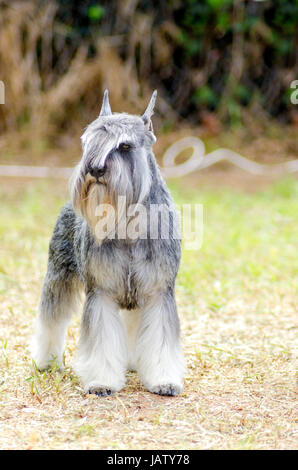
[[31, 91, 185, 396]]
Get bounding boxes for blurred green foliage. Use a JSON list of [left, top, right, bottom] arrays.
[[87, 4, 105, 22], [53, 0, 298, 124], [0, 0, 297, 131]]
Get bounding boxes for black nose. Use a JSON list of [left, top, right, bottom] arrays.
[[88, 166, 106, 179]]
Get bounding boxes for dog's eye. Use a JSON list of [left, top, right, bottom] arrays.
[[119, 143, 132, 151]]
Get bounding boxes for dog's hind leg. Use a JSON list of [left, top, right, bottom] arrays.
[[31, 271, 81, 371], [31, 203, 82, 370], [135, 288, 185, 396], [74, 289, 128, 396]]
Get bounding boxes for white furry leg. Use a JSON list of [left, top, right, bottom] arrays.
[[136, 291, 185, 396], [31, 277, 80, 370], [74, 290, 127, 396], [120, 309, 140, 371], [31, 315, 69, 370]]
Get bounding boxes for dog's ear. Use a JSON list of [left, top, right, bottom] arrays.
[[142, 90, 157, 137], [99, 89, 112, 116]]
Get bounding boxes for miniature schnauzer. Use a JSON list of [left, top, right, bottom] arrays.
[[31, 90, 185, 396]]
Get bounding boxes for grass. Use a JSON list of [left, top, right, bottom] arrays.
[[0, 177, 297, 449]]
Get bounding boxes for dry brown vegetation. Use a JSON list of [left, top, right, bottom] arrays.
[[0, 1, 178, 149], [1, 0, 298, 160]]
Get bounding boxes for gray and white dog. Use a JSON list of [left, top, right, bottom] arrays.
[[31, 90, 185, 396]]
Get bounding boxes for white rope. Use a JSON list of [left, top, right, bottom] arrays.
[[161, 137, 298, 178], [0, 165, 73, 178], [0, 137, 297, 179]]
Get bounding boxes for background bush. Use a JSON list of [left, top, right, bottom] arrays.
[[0, 0, 297, 139]]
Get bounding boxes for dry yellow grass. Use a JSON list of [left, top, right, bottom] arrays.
[[0, 177, 297, 450]]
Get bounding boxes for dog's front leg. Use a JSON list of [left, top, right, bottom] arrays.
[[74, 289, 127, 396], [136, 289, 185, 396]]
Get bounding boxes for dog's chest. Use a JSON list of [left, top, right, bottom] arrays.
[[89, 240, 166, 309]]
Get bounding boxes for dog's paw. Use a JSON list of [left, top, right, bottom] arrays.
[[87, 385, 115, 397], [32, 356, 63, 372], [148, 383, 182, 396]]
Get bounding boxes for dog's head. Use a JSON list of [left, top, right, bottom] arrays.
[[70, 90, 157, 234]]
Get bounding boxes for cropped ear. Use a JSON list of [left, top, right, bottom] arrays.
[[142, 90, 157, 136], [99, 89, 112, 116]]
